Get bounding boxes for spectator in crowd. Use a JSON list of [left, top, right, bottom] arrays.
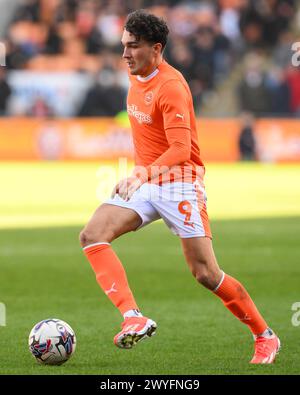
[[239, 9, 265, 51], [78, 69, 126, 117], [286, 65, 300, 117], [28, 95, 54, 117], [238, 112, 256, 161], [165, 3, 233, 109], [12, 0, 40, 23], [237, 53, 271, 116], [238, 0, 295, 50], [272, 29, 295, 68], [1, 0, 298, 117], [165, 38, 194, 82], [266, 66, 291, 116], [191, 26, 216, 91], [0, 68, 11, 116]]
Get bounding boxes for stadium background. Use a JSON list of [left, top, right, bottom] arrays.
[[0, 0, 299, 375]]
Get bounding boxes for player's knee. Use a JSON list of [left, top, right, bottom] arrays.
[[194, 269, 211, 288], [79, 229, 91, 247], [79, 227, 111, 248], [190, 260, 220, 290]]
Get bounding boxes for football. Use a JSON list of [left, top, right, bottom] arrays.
[[28, 318, 76, 365]]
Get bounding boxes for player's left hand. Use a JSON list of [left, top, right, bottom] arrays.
[[111, 176, 143, 201]]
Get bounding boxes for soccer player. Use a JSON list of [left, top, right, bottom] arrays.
[[80, 10, 280, 363]]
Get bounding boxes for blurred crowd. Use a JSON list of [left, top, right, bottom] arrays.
[[0, 0, 299, 117]]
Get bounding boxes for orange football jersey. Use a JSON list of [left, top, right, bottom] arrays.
[[127, 60, 205, 183]]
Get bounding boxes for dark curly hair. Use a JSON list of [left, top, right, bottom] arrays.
[[124, 10, 169, 50]]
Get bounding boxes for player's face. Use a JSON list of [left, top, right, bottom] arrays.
[[121, 30, 161, 77]]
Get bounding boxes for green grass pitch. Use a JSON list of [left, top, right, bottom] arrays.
[[0, 162, 299, 375]]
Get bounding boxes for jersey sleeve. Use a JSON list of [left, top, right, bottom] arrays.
[[157, 79, 191, 130], [132, 126, 192, 184]]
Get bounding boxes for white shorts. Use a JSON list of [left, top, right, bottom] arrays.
[[105, 181, 212, 239]]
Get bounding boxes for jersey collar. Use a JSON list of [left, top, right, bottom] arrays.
[[137, 68, 159, 83]]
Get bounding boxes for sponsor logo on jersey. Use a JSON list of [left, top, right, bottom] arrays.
[[127, 104, 153, 124]]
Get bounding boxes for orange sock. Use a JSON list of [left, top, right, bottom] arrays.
[[213, 273, 268, 335], [83, 243, 139, 315]]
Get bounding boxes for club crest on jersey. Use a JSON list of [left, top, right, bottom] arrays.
[[127, 104, 153, 124], [144, 91, 154, 105]]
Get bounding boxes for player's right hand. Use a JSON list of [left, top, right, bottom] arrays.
[[111, 176, 142, 201]]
